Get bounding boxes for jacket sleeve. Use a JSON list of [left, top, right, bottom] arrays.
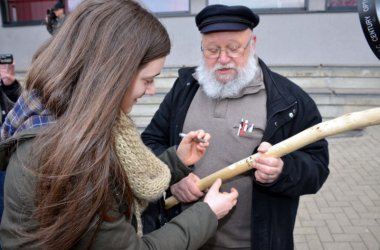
[[76, 202, 218, 250], [158, 146, 191, 184], [259, 95, 329, 197], [1, 79, 21, 102]]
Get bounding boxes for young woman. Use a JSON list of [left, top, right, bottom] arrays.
[[0, 0, 238, 249]]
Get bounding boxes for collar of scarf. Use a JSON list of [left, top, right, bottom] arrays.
[[113, 111, 171, 236], [0, 90, 55, 141]]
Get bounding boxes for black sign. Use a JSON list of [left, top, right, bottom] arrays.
[[358, 0, 380, 60]]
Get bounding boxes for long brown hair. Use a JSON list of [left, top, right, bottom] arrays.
[[24, 0, 170, 248]]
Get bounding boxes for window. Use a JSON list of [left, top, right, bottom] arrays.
[[1, 0, 59, 26], [139, 0, 189, 14], [326, 0, 358, 10], [207, 0, 305, 9]]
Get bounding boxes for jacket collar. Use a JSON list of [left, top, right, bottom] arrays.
[[259, 58, 299, 141], [259, 58, 297, 113]]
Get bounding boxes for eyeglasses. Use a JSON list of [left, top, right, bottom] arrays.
[[201, 38, 252, 59]]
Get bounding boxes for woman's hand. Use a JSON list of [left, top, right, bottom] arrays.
[[176, 130, 210, 166], [204, 179, 239, 219]]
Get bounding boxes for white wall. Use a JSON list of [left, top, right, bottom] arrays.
[[162, 12, 379, 67], [0, 25, 51, 71]]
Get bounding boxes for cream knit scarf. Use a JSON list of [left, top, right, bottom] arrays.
[[113, 111, 171, 236]]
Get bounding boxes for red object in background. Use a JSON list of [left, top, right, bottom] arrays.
[[6, 0, 64, 22], [327, 0, 358, 7]]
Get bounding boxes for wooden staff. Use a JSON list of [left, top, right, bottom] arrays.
[[165, 107, 380, 209]]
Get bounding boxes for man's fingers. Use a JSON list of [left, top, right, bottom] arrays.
[[257, 142, 272, 152]]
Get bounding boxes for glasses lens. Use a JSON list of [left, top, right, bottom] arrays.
[[203, 48, 219, 58], [202, 39, 250, 59]]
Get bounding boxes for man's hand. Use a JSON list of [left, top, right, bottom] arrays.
[[252, 142, 284, 184], [0, 64, 16, 86], [170, 173, 204, 203]]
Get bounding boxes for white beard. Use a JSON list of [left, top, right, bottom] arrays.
[[195, 51, 259, 99]]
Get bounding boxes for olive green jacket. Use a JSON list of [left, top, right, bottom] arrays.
[[0, 128, 217, 249]]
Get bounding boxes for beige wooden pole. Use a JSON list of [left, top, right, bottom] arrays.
[[165, 107, 380, 209]]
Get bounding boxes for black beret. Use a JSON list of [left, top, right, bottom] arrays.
[[196, 5, 259, 33]]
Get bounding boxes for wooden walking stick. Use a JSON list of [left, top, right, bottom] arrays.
[[165, 107, 380, 209]]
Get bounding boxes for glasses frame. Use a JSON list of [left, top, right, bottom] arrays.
[[201, 36, 253, 59]]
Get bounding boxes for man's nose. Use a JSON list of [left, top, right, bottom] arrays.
[[218, 50, 232, 64]]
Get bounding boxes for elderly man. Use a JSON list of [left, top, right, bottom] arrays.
[[45, 0, 66, 35], [142, 4, 329, 250]]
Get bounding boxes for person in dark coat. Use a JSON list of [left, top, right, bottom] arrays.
[[45, 0, 66, 35], [142, 4, 329, 250], [0, 61, 21, 228], [0, 62, 21, 125]]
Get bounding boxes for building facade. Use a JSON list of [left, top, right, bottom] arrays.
[[1, 0, 379, 71]]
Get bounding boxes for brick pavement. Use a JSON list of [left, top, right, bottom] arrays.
[[294, 125, 380, 250]]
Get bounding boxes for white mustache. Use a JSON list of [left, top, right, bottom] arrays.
[[196, 51, 259, 99], [213, 63, 236, 71]]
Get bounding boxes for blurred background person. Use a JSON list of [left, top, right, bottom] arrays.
[[0, 57, 21, 230], [45, 0, 66, 35], [0, 59, 21, 125]]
